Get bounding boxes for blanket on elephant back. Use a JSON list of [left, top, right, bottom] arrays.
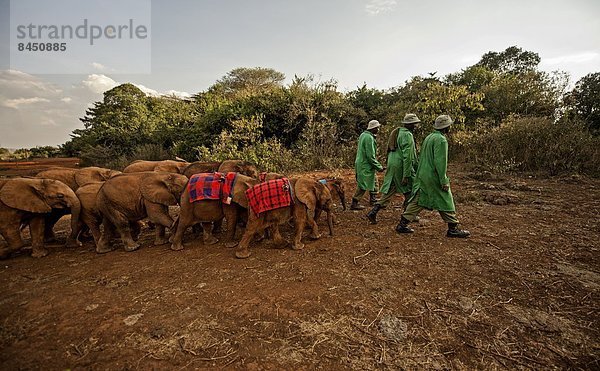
[[246, 178, 293, 216], [188, 172, 237, 204]]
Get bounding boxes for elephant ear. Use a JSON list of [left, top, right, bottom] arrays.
[[294, 178, 318, 212], [232, 175, 257, 209], [175, 162, 189, 174], [75, 168, 101, 186], [140, 174, 178, 206], [0, 179, 52, 213]]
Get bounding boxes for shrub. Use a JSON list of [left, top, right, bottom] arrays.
[[456, 116, 600, 176], [195, 116, 298, 172], [295, 120, 354, 170], [128, 144, 171, 162]]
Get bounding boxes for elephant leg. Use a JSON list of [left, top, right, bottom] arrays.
[[170, 213, 190, 251], [292, 206, 308, 250], [202, 222, 218, 245], [223, 206, 238, 248], [96, 216, 117, 254], [88, 218, 102, 247], [307, 210, 321, 240], [154, 225, 168, 246], [145, 202, 173, 246], [236, 215, 264, 259], [0, 221, 25, 259], [271, 224, 287, 248], [30, 217, 49, 258], [313, 208, 322, 226], [213, 219, 223, 234], [111, 212, 139, 252]]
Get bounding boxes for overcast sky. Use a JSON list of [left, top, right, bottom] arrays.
[[1, 0, 599, 148]]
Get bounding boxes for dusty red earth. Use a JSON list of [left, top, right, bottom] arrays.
[[1, 158, 599, 369]]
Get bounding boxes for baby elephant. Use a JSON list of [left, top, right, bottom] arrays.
[[95, 172, 188, 253], [0, 178, 81, 259], [76, 182, 141, 247], [235, 178, 334, 259]]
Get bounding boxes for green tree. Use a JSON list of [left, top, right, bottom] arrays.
[[483, 71, 568, 123], [213, 67, 285, 96], [476, 46, 541, 74], [566, 72, 600, 133]]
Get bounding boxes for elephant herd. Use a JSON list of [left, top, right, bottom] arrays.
[[0, 159, 347, 259]]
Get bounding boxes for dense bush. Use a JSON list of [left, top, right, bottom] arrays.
[[455, 117, 600, 176]]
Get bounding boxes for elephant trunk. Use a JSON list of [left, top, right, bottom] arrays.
[[66, 194, 82, 247], [327, 209, 334, 236]]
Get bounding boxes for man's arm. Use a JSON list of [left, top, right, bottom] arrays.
[[434, 137, 450, 190], [365, 135, 384, 171], [399, 132, 415, 179]]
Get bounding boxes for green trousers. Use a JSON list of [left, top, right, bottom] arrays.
[[352, 188, 379, 203], [352, 177, 379, 203], [376, 181, 411, 209], [402, 191, 459, 224]]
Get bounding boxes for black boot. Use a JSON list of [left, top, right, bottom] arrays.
[[366, 204, 381, 224], [369, 193, 380, 205], [395, 217, 414, 234], [350, 199, 365, 210], [447, 223, 470, 238]]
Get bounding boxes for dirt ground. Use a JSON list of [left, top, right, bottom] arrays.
[[0, 159, 599, 369]]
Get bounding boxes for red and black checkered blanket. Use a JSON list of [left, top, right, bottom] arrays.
[[188, 172, 237, 204], [246, 178, 293, 216]]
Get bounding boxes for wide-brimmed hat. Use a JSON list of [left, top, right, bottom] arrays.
[[434, 115, 453, 130], [367, 119, 381, 130], [402, 113, 421, 125]]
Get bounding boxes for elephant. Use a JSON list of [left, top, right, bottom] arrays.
[[35, 166, 120, 241], [314, 178, 346, 224], [75, 182, 141, 246], [170, 174, 259, 251], [35, 166, 121, 191], [95, 172, 188, 253], [122, 160, 190, 174], [0, 178, 81, 259], [183, 160, 259, 179], [235, 178, 334, 259]]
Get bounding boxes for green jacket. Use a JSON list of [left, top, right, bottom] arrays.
[[412, 131, 455, 212], [381, 127, 417, 194], [354, 131, 383, 191]]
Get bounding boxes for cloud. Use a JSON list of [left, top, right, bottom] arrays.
[[1, 97, 50, 109], [164, 90, 192, 99], [133, 83, 160, 96], [365, 0, 397, 15], [81, 74, 118, 94], [542, 52, 599, 66], [91, 62, 108, 71], [61, 97, 73, 103], [0, 69, 62, 97]]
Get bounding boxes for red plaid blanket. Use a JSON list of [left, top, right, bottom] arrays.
[[246, 178, 293, 216], [188, 172, 237, 204]]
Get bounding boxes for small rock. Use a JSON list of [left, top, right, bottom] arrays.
[[378, 315, 408, 341], [150, 326, 166, 339], [85, 304, 99, 311], [458, 296, 473, 312], [123, 313, 143, 326]]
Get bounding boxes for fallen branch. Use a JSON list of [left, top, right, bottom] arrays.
[[353, 249, 373, 265]]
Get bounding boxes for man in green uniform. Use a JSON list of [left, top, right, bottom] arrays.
[[367, 113, 420, 224], [396, 115, 470, 238], [351, 119, 385, 210]]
